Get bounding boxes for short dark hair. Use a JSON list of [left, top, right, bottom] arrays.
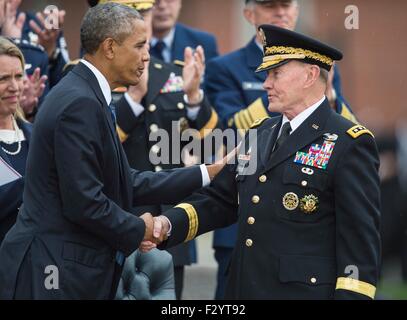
[[81, 2, 143, 55]]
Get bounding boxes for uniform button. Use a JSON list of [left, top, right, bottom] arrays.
[[310, 277, 317, 284], [247, 217, 255, 225], [246, 239, 253, 247], [151, 145, 160, 154], [155, 166, 162, 172], [177, 102, 185, 110], [301, 180, 308, 187], [149, 104, 157, 112], [252, 195, 260, 204], [150, 124, 159, 133], [259, 175, 267, 183]]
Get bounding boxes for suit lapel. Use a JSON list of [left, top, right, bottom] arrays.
[[262, 100, 332, 173], [72, 63, 125, 190], [171, 24, 185, 62], [259, 117, 281, 170], [145, 57, 172, 106]]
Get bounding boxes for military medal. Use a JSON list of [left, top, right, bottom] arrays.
[[323, 133, 338, 142], [294, 140, 336, 170], [178, 117, 189, 133], [283, 192, 299, 211], [300, 195, 319, 214], [160, 72, 184, 93]]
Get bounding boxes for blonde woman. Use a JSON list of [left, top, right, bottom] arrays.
[[0, 36, 31, 244]]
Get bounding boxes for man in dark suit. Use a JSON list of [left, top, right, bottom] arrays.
[[153, 25, 381, 300], [0, 2, 223, 300], [112, 0, 220, 300], [150, 0, 218, 63], [205, 0, 358, 299]]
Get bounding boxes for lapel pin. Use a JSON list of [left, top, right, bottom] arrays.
[[312, 124, 319, 130]]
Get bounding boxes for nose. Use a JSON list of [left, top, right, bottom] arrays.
[[274, 5, 286, 17], [143, 47, 150, 63], [263, 73, 273, 91], [8, 77, 20, 92]]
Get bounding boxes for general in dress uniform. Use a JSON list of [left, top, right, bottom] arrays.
[[160, 24, 381, 300]]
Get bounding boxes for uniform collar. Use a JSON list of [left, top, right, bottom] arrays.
[[80, 59, 112, 105], [151, 27, 175, 51], [281, 96, 326, 135]]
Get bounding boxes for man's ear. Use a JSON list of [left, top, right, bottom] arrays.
[[304, 65, 320, 88], [101, 38, 116, 60], [243, 6, 255, 26]]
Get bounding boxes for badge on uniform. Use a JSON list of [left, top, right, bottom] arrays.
[[293, 133, 337, 170], [160, 72, 184, 93], [300, 195, 319, 214], [283, 192, 299, 211]]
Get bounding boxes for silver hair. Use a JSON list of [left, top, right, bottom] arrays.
[[81, 2, 143, 55], [319, 68, 329, 84], [246, 0, 298, 7]]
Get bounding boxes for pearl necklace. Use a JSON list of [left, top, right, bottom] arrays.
[[1, 117, 22, 156]]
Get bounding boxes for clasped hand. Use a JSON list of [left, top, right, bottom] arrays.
[[139, 213, 170, 253]]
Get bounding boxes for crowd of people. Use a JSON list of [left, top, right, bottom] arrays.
[[0, 0, 404, 300]]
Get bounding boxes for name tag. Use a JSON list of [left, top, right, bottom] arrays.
[[242, 81, 265, 91]]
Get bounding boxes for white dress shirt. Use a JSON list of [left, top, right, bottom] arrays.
[[278, 96, 326, 138], [150, 27, 175, 64]]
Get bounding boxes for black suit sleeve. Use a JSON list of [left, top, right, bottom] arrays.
[[161, 163, 238, 248], [129, 166, 203, 206], [0, 178, 24, 221], [333, 134, 381, 300], [54, 98, 145, 256]]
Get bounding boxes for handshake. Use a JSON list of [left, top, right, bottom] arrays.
[[139, 213, 171, 253]]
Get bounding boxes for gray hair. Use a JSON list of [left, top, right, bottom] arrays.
[[319, 68, 329, 84], [81, 2, 143, 55]]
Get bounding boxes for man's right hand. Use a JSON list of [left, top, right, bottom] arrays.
[[139, 215, 170, 253]]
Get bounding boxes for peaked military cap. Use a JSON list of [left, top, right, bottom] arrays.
[[96, 0, 155, 10], [256, 24, 343, 73]]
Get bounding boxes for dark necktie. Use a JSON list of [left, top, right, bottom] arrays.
[[150, 40, 166, 61], [108, 102, 117, 127], [274, 121, 292, 151]]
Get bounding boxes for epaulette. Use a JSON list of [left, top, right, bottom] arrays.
[[173, 60, 185, 67], [62, 59, 81, 73], [346, 125, 374, 139], [12, 38, 45, 52], [250, 117, 270, 129]]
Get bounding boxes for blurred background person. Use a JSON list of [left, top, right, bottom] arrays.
[[151, 0, 218, 64], [0, 36, 31, 245]]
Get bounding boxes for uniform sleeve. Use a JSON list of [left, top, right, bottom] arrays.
[[54, 98, 145, 256], [161, 163, 238, 248], [333, 134, 381, 300]]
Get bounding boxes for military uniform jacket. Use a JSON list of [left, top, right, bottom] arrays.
[[0, 62, 204, 300], [116, 57, 220, 266], [162, 100, 381, 299], [206, 38, 358, 249]]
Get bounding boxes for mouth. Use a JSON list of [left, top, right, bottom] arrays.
[[3, 96, 18, 103]]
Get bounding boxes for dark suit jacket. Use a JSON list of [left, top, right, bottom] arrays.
[[163, 100, 381, 299], [0, 62, 204, 300], [0, 120, 32, 244], [171, 23, 219, 62], [116, 57, 220, 266]]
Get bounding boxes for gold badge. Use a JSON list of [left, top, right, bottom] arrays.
[[283, 192, 299, 211], [258, 28, 267, 47], [300, 195, 319, 214], [178, 117, 189, 133]]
